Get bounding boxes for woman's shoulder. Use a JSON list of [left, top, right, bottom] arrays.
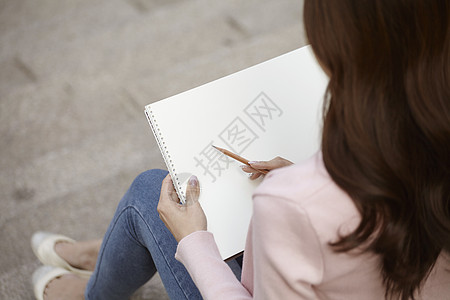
[[253, 152, 361, 239], [252, 152, 384, 297], [254, 152, 345, 206]]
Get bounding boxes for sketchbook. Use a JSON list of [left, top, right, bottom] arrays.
[[145, 45, 328, 260]]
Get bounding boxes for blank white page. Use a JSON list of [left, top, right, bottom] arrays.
[[145, 45, 328, 260]]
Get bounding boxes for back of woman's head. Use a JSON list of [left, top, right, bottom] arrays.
[[303, 0, 450, 299]]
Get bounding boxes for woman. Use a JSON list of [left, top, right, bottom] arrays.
[[32, 0, 449, 299]]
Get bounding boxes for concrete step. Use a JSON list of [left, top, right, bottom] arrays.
[[0, 0, 302, 97]]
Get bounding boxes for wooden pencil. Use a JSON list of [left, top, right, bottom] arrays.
[[212, 145, 269, 175]]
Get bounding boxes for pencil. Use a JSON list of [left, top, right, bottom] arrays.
[[212, 145, 269, 175]]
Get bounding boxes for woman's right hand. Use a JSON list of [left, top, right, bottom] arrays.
[[241, 156, 293, 180]]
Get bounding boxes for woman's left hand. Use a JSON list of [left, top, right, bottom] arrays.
[[157, 174, 207, 243]]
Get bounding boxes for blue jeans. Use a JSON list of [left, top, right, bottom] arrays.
[[85, 169, 241, 299]]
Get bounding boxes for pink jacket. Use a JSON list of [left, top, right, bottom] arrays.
[[176, 153, 450, 299]]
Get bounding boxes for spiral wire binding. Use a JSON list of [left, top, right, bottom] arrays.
[[145, 108, 185, 202]]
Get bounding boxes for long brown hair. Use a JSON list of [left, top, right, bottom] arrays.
[[304, 0, 450, 299]]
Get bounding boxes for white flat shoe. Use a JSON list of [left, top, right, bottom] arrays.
[[31, 231, 93, 278], [32, 266, 71, 300]]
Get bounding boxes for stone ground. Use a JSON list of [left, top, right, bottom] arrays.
[[0, 0, 306, 298]]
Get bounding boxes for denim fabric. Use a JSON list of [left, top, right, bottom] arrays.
[[85, 169, 203, 299]]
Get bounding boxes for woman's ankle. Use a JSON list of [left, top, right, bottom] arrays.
[[77, 240, 102, 271], [55, 239, 102, 271]]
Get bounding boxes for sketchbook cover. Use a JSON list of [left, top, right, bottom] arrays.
[[145, 45, 328, 260]]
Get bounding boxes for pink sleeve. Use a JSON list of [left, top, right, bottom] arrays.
[[175, 231, 252, 300], [251, 193, 324, 299]]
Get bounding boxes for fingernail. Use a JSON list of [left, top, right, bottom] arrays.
[[240, 165, 247, 169], [248, 173, 254, 178], [248, 161, 258, 165], [189, 175, 198, 186]]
